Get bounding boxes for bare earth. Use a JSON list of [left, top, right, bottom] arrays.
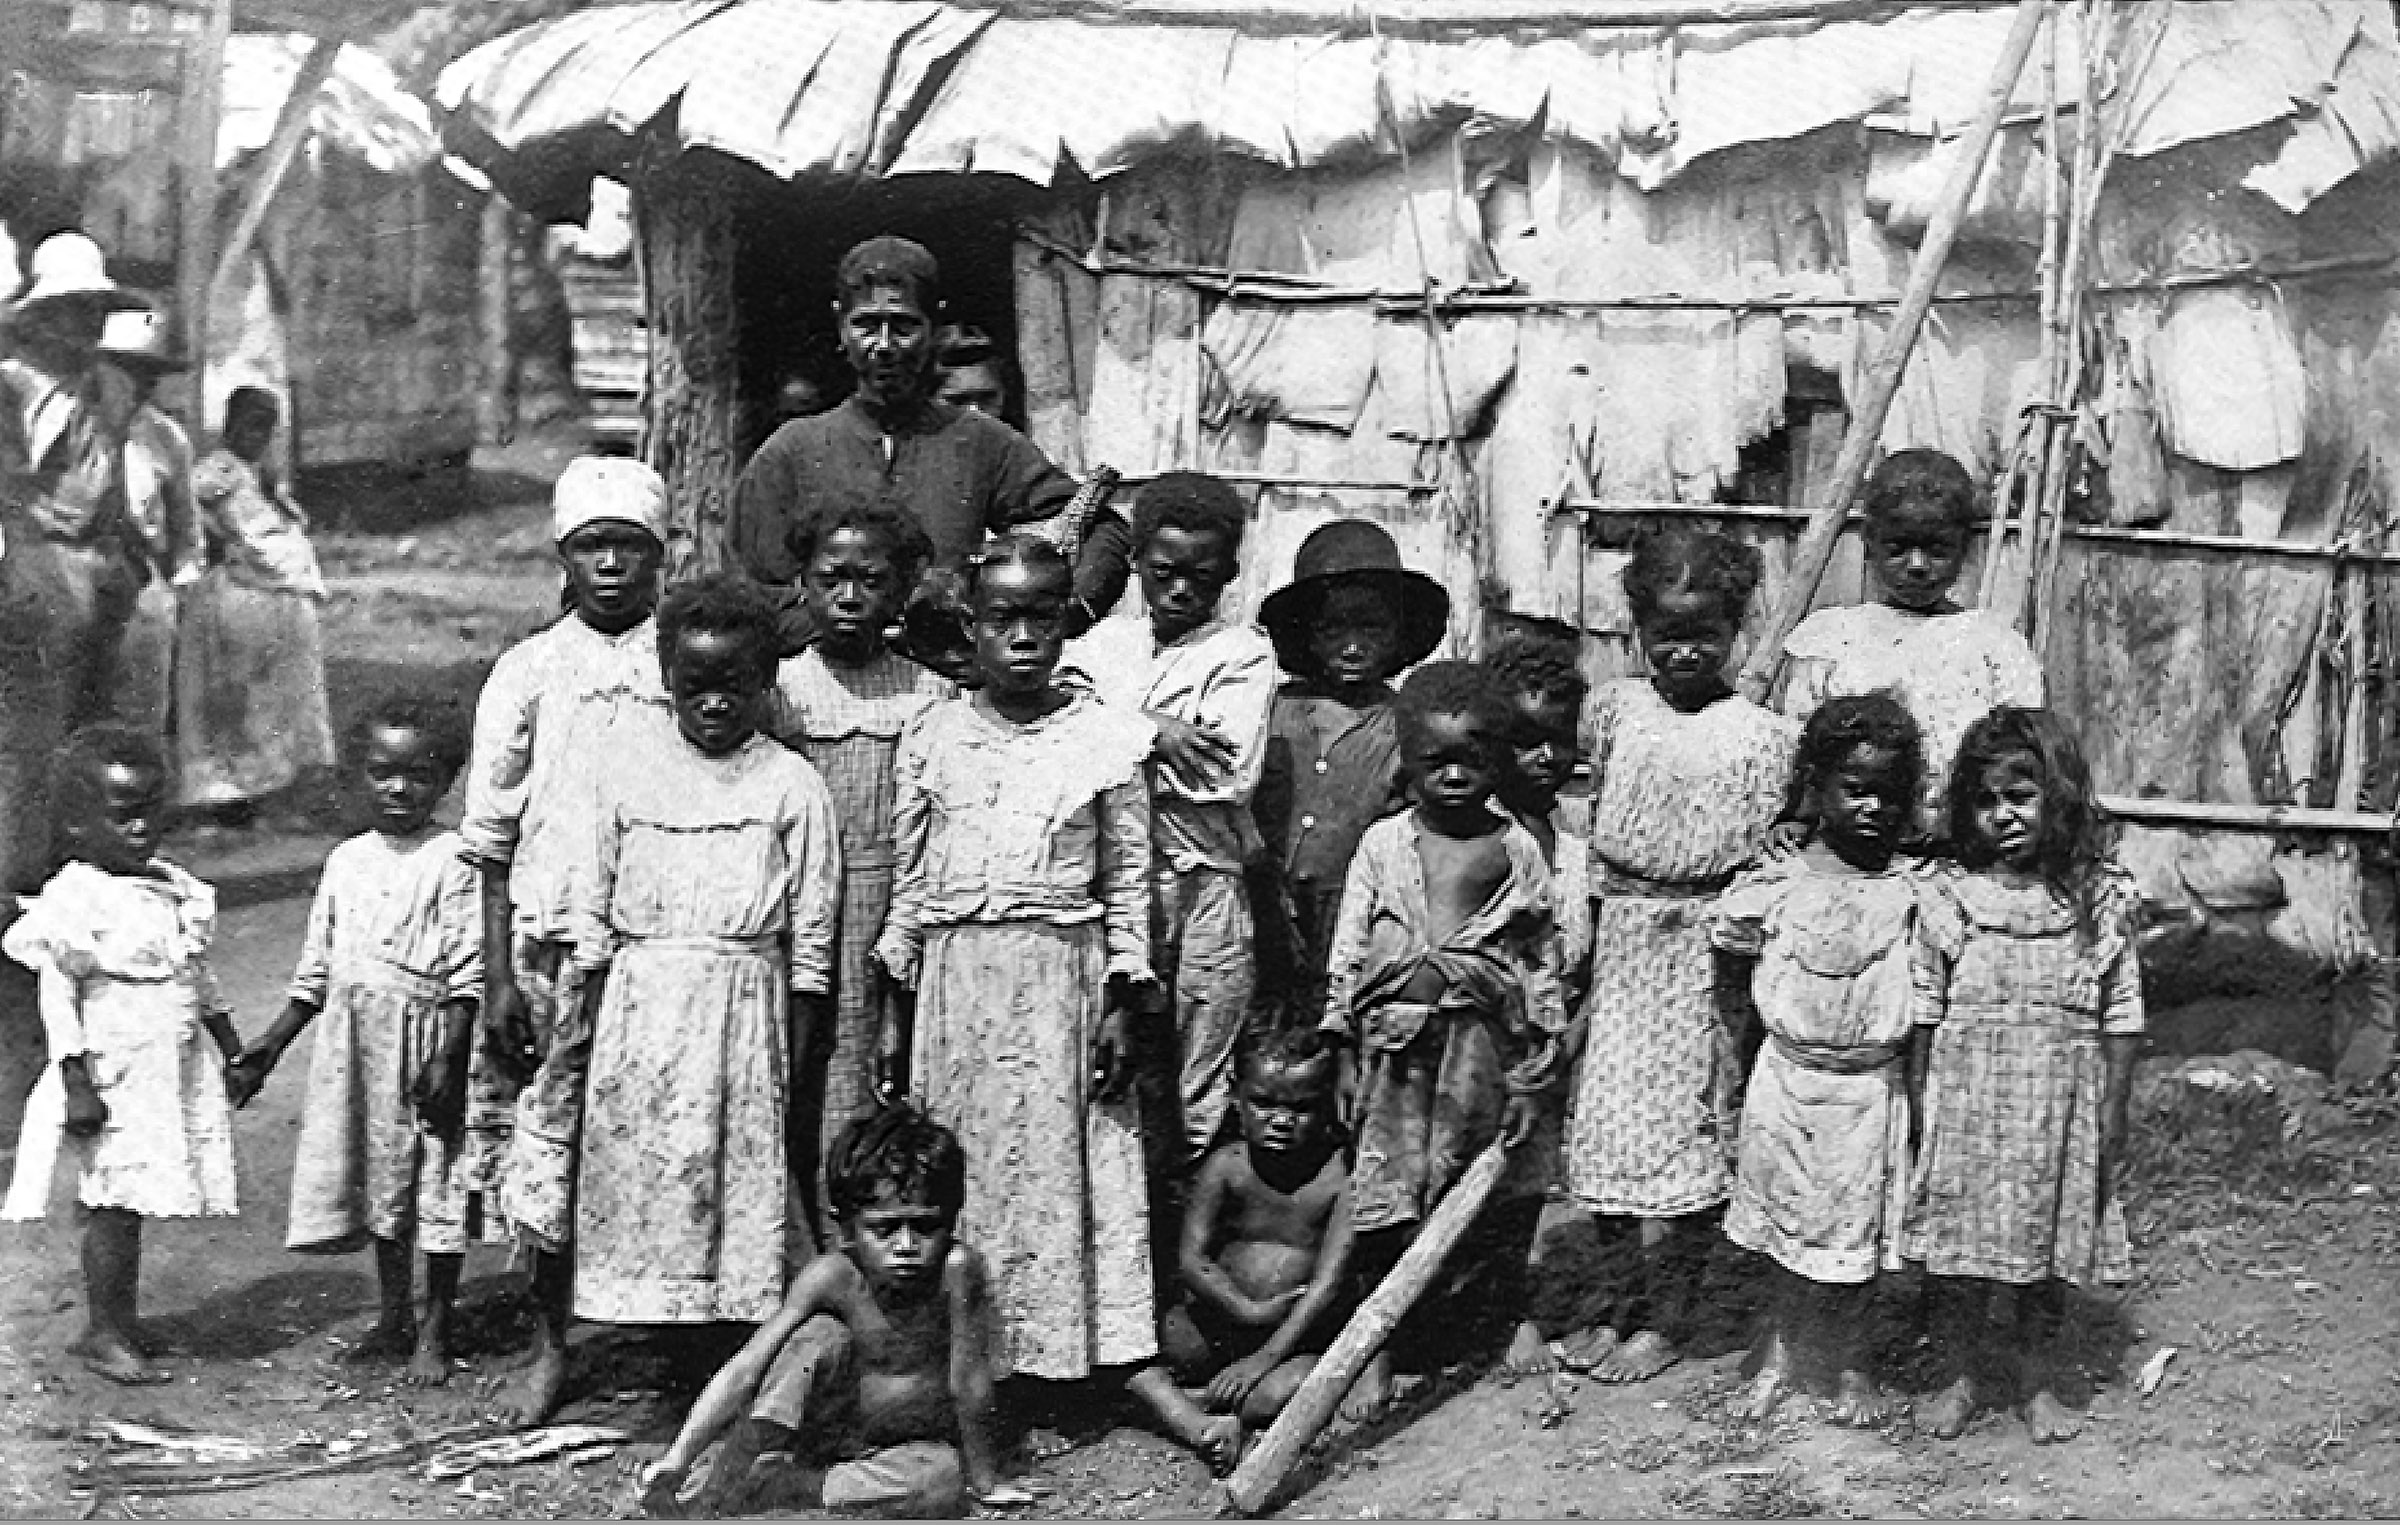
[[4, 449, 2398, 1520]]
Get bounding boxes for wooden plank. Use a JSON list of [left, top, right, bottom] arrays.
[[206, 33, 341, 326], [176, 0, 232, 441], [636, 156, 741, 578], [20, 34, 184, 90], [2100, 795, 2398, 835]]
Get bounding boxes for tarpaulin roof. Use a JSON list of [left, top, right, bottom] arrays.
[[434, 0, 2400, 223]]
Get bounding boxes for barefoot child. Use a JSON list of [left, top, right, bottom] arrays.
[[230, 695, 502, 1385], [3, 726, 244, 1384], [460, 456, 672, 1421], [639, 1106, 1015, 1519], [1714, 694, 1956, 1425], [769, 502, 950, 1236], [570, 574, 841, 1326], [1128, 1027, 1355, 1460], [1321, 662, 1568, 1400], [1063, 471, 1277, 1164], [1487, 629, 1592, 1002], [1776, 449, 2043, 838], [1253, 520, 1450, 1028], [875, 535, 1160, 1384], [1907, 708, 2142, 1443], [1557, 532, 1798, 1385]]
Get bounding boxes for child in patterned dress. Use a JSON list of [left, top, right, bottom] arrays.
[[461, 456, 673, 1423], [873, 535, 1161, 1389], [1907, 708, 2143, 1444], [229, 695, 502, 1386], [768, 501, 950, 1240], [1321, 662, 1569, 1408], [569, 574, 841, 1330], [1557, 531, 1798, 1385], [1714, 694, 1957, 1425], [3, 726, 244, 1385], [1775, 450, 2043, 840]]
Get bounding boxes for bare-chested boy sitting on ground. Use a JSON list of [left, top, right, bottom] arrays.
[[639, 1106, 1026, 1518], [1128, 1029, 1356, 1461]]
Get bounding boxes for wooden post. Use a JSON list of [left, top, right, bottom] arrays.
[[635, 156, 742, 580], [477, 194, 516, 446], [174, 0, 233, 440], [206, 33, 341, 325], [1219, 1141, 1510, 1518], [1735, 0, 2049, 702]]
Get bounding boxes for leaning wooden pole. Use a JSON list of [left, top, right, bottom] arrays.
[[1735, 0, 2049, 702], [1219, 1140, 1510, 1518]]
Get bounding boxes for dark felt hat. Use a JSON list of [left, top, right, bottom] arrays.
[[1259, 518, 1450, 676]]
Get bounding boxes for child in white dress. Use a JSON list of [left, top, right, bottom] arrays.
[[4, 726, 244, 1385]]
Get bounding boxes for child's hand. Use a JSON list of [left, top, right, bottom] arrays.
[[62, 1064, 108, 1137], [226, 1046, 275, 1109], [1208, 1348, 1280, 1410], [413, 1049, 468, 1141], [1762, 820, 1811, 860], [485, 971, 538, 1076], [1149, 715, 1237, 791], [1499, 1092, 1541, 1151], [1091, 1004, 1134, 1104]]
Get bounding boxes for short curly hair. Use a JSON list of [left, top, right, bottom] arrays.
[[1130, 471, 1246, 561], [52, 723, 168, 833], [1239, 1025, 1338, 1090], [1861, 448, 1979, 536], [347, 690, 471, 781], [1395, 659, 1511, 757], [826, 1104, 966, 1223], [969, 531, 1074, 604], [782, 501, 936, 590], [1486, 631, 1587, 712], [1790, 691, 1923, 824], [1622, 527, 1762, 628], [656, 571, 780, 682]]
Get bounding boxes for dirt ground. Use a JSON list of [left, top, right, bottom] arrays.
[[5, 437, 2400, 1519]]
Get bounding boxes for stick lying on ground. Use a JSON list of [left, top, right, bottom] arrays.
[[1219, 1140, 1509, 1518]]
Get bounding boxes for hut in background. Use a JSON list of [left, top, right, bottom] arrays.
[[438, 0, 2400, 1077]]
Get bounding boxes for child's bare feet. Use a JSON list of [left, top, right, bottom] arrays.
[[1126, 1365, 1244, 1474], [1732, 1332, 1794, 1421], [638, 1460, 691, 1519], [403, 1323, 452, 1387], [1916, 1374, 1977, 1439], [1592, 1329, 1679, 1384], [69, 1329, 168, 1386], [493, 1340, 568, 1427], [339, 1313, 417, 1367], [1832, 1368, 1895, 1427], [1192, 1415, 1243, 1475], [2025, 1388, 2084, 1444], [1503, 1321, 1558, 1378], [1338, 1351, 1394, 1425], [1556, 1325, 1620, 1374]]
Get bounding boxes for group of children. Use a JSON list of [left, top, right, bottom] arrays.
[[1, 441, 2143, 1512]]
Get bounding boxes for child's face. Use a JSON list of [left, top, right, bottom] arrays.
[[1404, 708, 1500, 822], [1638, 587, 1739, 707], [845, 1198, 955, 1300], [665, 627, 768, 756], [1308, 582, 1405, 692], [972, 560, 1067, 699], [1810, 741, 1912, 862], [1503, 689, 1579, 809], [1239, 1058, 1333, 1161], [1865, 499, 1970, 613], [559, 521, 665, 634], [68, 762, 168, 876], [1140, 524, 1237, 645], [360, 724, 451, 838], [1965, 751, 2045, 870], [805, 525, 903, 661]]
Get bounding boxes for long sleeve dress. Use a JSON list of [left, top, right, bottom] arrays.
[[175, 449, 336, 807], [874, 690, 1158, 1380], [1567, 682, 1797, 1219], [568, 724, 843, 1325], [767, 647, 951, 1202], [1903, 862, 2144, 1287], [3, 860, 236, 1221], [283, 828, 505, 1256]]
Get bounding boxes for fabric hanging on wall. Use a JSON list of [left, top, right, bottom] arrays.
[[2147, 286, 2307, 471], [1375, 314, 1519, 444], [1199, 302, 1380, 433]]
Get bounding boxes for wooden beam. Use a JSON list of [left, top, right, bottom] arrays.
[[206, 33, 342, 326], [2102, 796, 2399, 836], [175, 0, 234, 441], [635, 156, 741, 579], [1734, 0, 2049, 701]]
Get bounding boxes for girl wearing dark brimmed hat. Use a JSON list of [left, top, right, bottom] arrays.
[[1249, 520, 1450, 1029]]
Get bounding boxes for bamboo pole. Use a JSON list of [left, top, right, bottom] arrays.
[[1735, 0, 2048, 702], [174, 0, 233, 440], [1219, 1140, 1511, 1518], [207, 34, 342, 325], [2099, 795, 2398, 835]]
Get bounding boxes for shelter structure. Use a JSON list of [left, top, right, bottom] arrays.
[[439, 0, 2400, 1071]]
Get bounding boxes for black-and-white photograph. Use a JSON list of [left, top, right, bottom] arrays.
[[2, 0, 2397, 1516]]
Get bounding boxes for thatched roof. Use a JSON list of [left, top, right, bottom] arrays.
[[435, 0, 2400, 222]]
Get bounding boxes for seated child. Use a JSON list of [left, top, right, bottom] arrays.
[[1127, 1028, 1356, 1463], [1775, 449, 2043, 839], [1321, 661, 1569, 1402], [230, 693, 504, 1386], [639, 1105, 1018, 1519], [1253, 520, 1450, 1028]]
